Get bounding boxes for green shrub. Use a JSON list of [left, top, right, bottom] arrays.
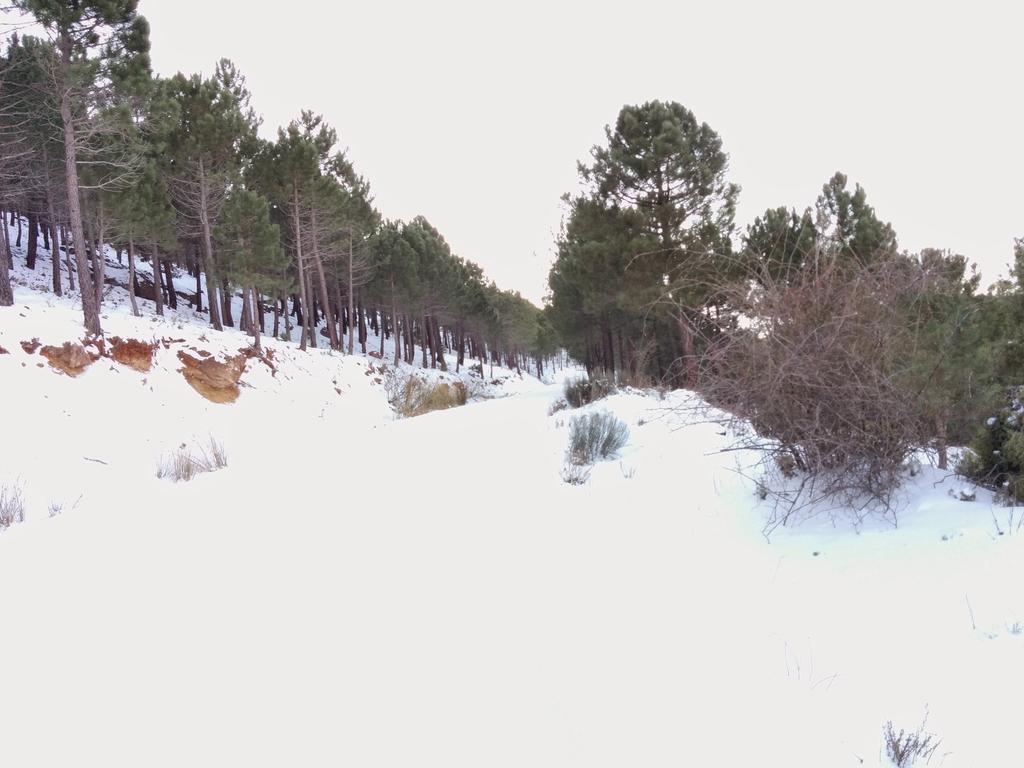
[[563, 376, 615, 408], [567, 411, 630, 465], [958, 388, 1024, 501]]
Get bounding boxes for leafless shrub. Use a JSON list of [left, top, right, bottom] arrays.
[[884, 716, 941, 767], [0, 484, 25, 529], [156, 436, 228, 482], [702, 256, 933, 527]]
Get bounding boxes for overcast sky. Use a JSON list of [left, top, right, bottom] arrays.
[[34, 1, 1024, 302]]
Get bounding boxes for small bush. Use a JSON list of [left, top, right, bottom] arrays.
[[567, 411, 630, 466], [0, 484, 25, 530], [157, 437, 228, 482], [563, 376, 616, 409], [391, 375, 467, 417], [884, 717, 940, 767], [958, 388, 1024, 502], [563, 377, 590, 408], [548, 398, 569, 416]]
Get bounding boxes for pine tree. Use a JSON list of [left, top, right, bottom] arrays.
[[578, 101, 739, 385], [815, 172, 897, 262], [10, 0, 151, 335], [743, 207, 818, 283], [214, 189, 287, 351], [162, 60, 257, 332]]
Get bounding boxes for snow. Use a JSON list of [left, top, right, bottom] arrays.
[[2, 222, 1022, 767]]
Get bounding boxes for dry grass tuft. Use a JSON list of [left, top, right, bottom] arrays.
[[884, 717, 941, 767], [561, 462, 592, 485], [391, 375, 467, 417], [156, 437, 229, 482], [0, 484, 25, 530]]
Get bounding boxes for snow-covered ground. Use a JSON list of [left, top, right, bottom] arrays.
[[2, 223, 1022, 766]]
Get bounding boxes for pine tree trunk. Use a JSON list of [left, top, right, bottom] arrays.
[[332, 278, 345, 350], [25, 213, 37, 270], [936, 412, 949, 471], [164, 260, 177, 309], [221, 279, 234, 327], [93, 199, 106, 309], [392, 291, 400, 367], [152, 243, 164, 316], [239, 289, 251, 334], [676, 310, 697, 387], [197, 158, 223, 331], [425, 315, 436, 368], [47, 193, 61, 296], [62, 225, 75, 291], [58, 36, 101, 336], [306, 274, 318, 348], [434, 317, 448, 372], [347, 234, 356, 354], [250, 287, 262, 351], [420, 317, 428, 368], [0, 212, 13, 307], [126, 237, 140, 317], [291, 181, 310, 350], [309, 205, 337, 349], [1, 211, 10, 269], [358, 297, 367, 353]]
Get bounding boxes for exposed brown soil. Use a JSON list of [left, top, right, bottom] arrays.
[[40, 342, 98, 376], [238, 345, 277, 375], [177, 350, 246, 403], [110, 337, 157, 373]]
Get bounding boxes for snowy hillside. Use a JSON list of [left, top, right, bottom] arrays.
[[2, 223, 1024, 767]]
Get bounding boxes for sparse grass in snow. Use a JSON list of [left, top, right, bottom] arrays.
[[156, 437, 228, 482], [883, 716, 941, 767], [567, 411, 629, 466], [0, 484, 25, 530], [560, 462, 591, 485]]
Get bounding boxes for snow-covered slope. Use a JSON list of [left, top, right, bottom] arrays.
[[2, 223, 1022, 767]]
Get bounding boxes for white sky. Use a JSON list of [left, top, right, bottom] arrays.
[[21, 1, 1024, 303]]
